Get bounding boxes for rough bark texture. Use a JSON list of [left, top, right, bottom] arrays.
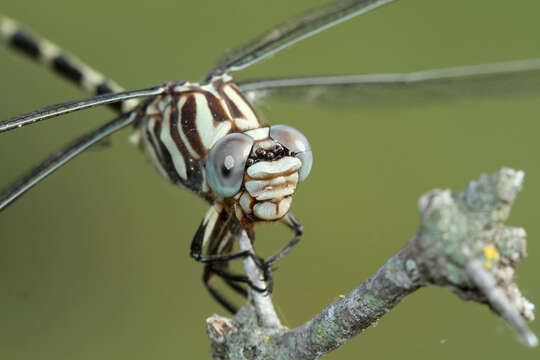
[[205, 168, 536, 359]]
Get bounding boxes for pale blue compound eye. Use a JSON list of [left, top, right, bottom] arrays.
[[269, 125, 313, 182], [296, 149, 313, 182], [206, 133, 254, 198]]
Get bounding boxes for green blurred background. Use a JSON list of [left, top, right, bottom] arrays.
[[1, 0, 539, 359]]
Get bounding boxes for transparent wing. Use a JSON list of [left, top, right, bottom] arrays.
[[208, 0, 396, 77], [238, 59, 540, 107], [0, 111, 137, 210], [0, 85, 164, 133]]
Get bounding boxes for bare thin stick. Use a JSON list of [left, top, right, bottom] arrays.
[[238, 229, 282, 329], [467, 260, 538, 347]]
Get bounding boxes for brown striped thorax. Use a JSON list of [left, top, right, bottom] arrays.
[[135, 74, 312, 224]]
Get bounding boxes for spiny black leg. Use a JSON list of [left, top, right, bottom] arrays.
[[203, 265, 238, 314], [223, 277, 249, 298], [265, 212, 304, 267], [191, 248, 266, 270], [192, 205, 274, 295], [261, 262, 274, 294], [192, 237, 272, 292], [210, 265, 266, 293], [190, 210, 267, 271], [243, 213, 304, 294]]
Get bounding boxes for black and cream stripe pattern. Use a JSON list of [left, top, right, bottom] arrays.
[[137, 75, 261, 196], [0, 15, 137, 113]]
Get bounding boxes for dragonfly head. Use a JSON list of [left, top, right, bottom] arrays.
[[205, 125, 312, 223]]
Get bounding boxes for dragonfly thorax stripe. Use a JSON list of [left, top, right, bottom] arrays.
[[194, 92, 232, 151], [136, 75, 261, 197], [180, 94, 206, 157], [161, 101, 188, 180], [177, 96, 201, 160], [204, 92, 230, 122], [222, 84, 260, 130]]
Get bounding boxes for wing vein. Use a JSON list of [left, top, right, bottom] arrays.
[[208, 0, 397, 77], [0, 111, 138, 210], [0, 85, 164, 133]]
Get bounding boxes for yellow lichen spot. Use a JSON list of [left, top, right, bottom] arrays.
[[338, 294, 345, 299], [483, 245, 499, 270], [317, 328, 323, 335], [283, 325, 290, 331], [483, 245, 500, 260], [264, 336, 270, 341]]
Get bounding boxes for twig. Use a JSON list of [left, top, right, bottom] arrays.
[[237, 229, 282, 329], [466, 260, 537, 347], [206, 168, 536, 359]]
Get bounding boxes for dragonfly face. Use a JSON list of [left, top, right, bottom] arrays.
[[207, 124, 312, 223]]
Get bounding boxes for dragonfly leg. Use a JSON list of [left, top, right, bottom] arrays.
[[191, 246, 266, 272], [192, 245, 273, 294], [209, 264, 267, 293], [202, 258, 272, 313], [190, 208, 271, 291], [265, 212, 304, 267], [238, 212, 303, 295], [191, 206, 273, 293], [203, 265, 239, 314], [217, 271, 249, 298]]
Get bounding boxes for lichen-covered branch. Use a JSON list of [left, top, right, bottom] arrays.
[[206, 168, 536, 359]]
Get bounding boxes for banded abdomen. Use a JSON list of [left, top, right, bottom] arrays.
[[136, 75, 261, 197]]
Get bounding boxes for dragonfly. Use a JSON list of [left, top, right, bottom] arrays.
[[1, 0, 540, 313]]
